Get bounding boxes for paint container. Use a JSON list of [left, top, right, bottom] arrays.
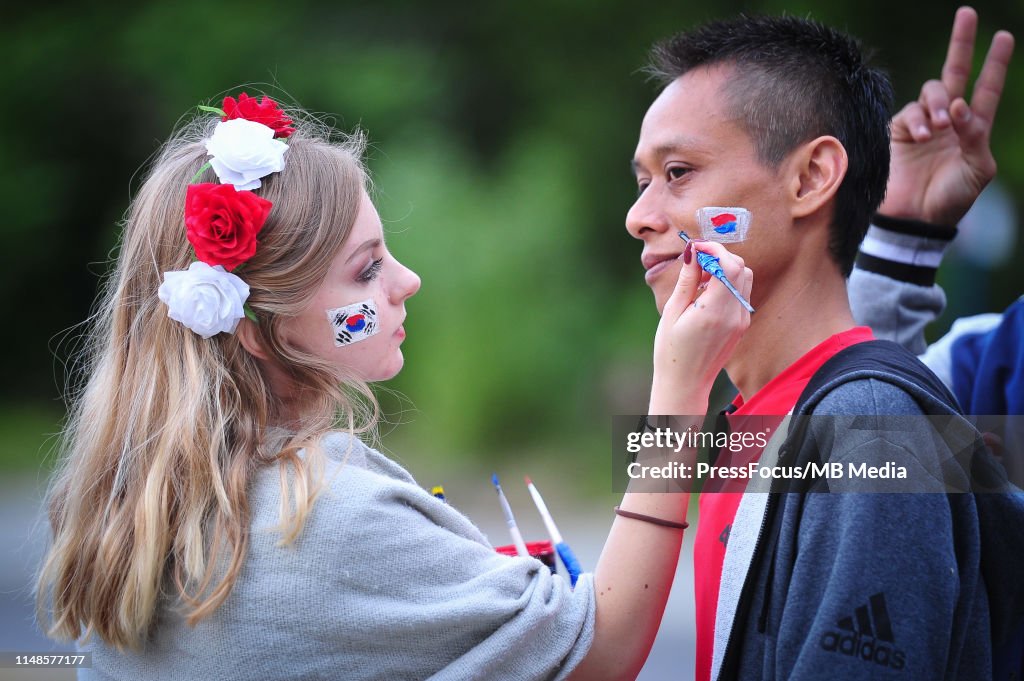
[[495, 540, 558, 574]]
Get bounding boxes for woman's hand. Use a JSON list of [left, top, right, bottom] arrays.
[[650, 240, 752, 415]]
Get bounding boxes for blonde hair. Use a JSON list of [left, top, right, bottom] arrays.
[[36, 103, 376, 649]]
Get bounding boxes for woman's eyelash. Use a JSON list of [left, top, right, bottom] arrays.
[[357, 258, 383, 283]]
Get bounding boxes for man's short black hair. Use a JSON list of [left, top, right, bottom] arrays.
[[646, 15, 894, 276]]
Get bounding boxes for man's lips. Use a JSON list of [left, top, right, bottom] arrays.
[[642, 252, 682, 282], [642, 252, 683, 270]]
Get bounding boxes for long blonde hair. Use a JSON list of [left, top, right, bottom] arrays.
[[37, 103, 376, 649]]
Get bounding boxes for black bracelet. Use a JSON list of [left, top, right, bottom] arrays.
[[614, 506, 689, 530]]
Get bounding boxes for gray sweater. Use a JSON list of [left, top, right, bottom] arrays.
[[80, 433, 596, 680]]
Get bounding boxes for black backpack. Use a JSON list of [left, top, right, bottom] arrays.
[[787, 340, 1024, 680]]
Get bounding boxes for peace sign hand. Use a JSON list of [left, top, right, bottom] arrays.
[[880, 7, 1014, 229]]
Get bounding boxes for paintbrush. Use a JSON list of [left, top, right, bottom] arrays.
[[525, 476, 582, 586], [492, 474, 529, 557], [678, 231, 755, 314]]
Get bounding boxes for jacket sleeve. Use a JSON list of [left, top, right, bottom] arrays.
[[848, 215, 955, 356], [768, 380, 990, 680]]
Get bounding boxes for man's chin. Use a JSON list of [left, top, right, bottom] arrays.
[[653, 289, 669, 316]]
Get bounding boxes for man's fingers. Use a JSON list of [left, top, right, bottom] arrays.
[[970, 30, 1015, 124], [949, 97, 997, 182], [941, 6, 978, 99], [920, 80, 952, 129], [894, 101, 931, 142]]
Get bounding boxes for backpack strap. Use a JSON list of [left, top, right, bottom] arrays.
[[793, 339, 961, 417]]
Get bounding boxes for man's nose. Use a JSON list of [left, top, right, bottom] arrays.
[[625, 188, 672, 240]]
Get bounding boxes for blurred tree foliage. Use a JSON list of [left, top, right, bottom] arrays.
[[1, 0, 1021, 471]]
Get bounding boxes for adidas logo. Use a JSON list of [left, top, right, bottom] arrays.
[[819, 592, 907, 670]]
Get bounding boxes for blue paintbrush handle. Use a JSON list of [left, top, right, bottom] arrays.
[[695, 250, 723, 277], [555, 542, 582, 587], [695, 252, 755, 314]]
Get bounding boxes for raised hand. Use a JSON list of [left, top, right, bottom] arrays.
[[650, 241, 752, 415], [880, 7, 1014, 228]]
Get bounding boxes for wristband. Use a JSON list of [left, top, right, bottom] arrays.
[[613, 506, 689, 530], [856, 214, 957, 287]]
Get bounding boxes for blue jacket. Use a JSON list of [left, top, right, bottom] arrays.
[[711, 340, 1024, 680]]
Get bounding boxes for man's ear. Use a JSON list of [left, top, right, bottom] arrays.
[[236, 318, 271, 360], [787, 135, 848, 220]]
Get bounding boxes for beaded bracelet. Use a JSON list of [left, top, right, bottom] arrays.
[[613, 506, 689, 530]]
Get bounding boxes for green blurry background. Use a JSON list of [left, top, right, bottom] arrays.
[[1, 0, 1021, 493]]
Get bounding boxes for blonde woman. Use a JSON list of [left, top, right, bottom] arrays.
[[36, 94, 751, 680]]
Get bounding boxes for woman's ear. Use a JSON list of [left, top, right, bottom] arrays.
[[236, 318, 271, 360], [789, 135, 848, 220]]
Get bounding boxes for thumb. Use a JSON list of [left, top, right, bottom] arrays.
[[661, 247, 701, 323]]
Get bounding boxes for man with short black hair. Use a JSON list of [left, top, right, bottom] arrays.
[[628, 13, 1018, 680]]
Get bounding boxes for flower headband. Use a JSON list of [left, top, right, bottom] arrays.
[[157, 94, 294, 338]]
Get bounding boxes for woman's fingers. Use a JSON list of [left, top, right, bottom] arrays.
[[690, 242, 746, 305], [679, 242, 751, 336], [739, 266, 753, 300], [651, 240, 752, 401], [660, 248, 701, 322]]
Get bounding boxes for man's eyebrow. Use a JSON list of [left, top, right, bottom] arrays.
[[345, 238, 381, 263], [631, 137, 705, 174]]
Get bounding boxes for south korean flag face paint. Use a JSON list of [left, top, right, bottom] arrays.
[[696, 207, 752, 244], [327, 299, 379, 346]]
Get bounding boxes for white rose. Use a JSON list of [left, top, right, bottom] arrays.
[[204, 119, 288, 191], [158, 262, 251, 339]]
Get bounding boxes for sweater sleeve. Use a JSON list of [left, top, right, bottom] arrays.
[[302, 444, 596, 680], [79, 436, 595, 681], [769, 381, 989, 680], [848, 216, 1024, 414], [848, 215, 955, 356]]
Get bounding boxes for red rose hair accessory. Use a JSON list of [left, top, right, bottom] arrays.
[[222, 93, 295, 139], [185, 183, 272, 271], [158, 94, 291, 338]]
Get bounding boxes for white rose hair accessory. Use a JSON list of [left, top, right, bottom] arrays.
[[158, 263, 250, 339], [158, 94, 294, 338], [205, 119, 288, 191]]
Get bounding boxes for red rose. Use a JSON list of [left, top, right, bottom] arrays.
[[185, 183, 272, 270], [221, 93, 295, 138]]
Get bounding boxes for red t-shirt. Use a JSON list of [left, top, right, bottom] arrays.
[[693, 327, 874, 681]]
